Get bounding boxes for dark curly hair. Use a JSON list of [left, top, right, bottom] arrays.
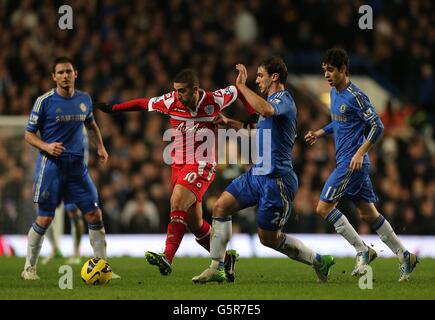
[[322, 48, 350, 75]]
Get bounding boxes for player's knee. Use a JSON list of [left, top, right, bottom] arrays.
[[83, 208, 102, 224], [35, 216, 54, 229], [316, 203, 330, 218], [212, 200, 227, 218], [258, 234, 277, 249], [359, 210, 377, 224], [170, 196, 190, 212]]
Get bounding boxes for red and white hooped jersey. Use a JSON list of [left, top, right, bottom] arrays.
[[146, 85, 239, 165]]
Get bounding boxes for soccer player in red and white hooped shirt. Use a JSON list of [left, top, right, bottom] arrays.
[[94, 69, 253, 280]]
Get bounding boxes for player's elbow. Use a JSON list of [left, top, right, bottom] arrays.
[[24, 131, 33, 143], [259, 104, 275, 118]]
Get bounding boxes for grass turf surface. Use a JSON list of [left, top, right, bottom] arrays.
[[1, 257, 434, 300]]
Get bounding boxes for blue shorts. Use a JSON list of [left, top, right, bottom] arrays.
[[225, 167, 298, 231], [320, 163, 378, 204], [64, 203, 78, 212], [33, 154, 99, 217]]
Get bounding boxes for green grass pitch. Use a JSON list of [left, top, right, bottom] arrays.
[[1, 257, 434, 300]]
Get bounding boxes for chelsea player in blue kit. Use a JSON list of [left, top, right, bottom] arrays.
[[21, 57, 117, 280], [42, 128, 89, 266], [305, 48, 418, 282], [193, 57, 335, 284]]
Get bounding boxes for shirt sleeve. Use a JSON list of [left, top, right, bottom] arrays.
[[85, 94, 95, 126], [352, 92, 384, 144], [269, 93, 293, 116], [26, 96, 46, 133], [147, 91, 174, 114], [323, 122, 334, 135], [213, 85, 238, 111]]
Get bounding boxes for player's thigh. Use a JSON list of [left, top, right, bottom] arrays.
[[222, 170, 259, 214], [65, 168, 99, 216], [348, 172, 379, 207], [171, 184, 197, 211], [320, 164, 353, 204], [33, 156, 62, 215], [213, 191, 241, 218], [257, 176, 296, 231], [171, 163, 215, 209]]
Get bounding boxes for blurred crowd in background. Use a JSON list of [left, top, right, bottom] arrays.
[[0, 0, 434, 235]]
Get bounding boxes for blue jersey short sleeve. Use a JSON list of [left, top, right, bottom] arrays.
[[269, 92, 294, 116], [84, 93, 94, 126], [26, 90, 54, 133]]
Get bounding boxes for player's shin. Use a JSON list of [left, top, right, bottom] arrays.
[[275, 234, 319, 266], [164, 210, 188, 263], [25, 222, 46, 268], [45, 225, 59, 253], [326, 208, 367, 253], [210, 217, 232, 270], [371, 214, 406, 261], [88, 221, 107, 260], [192, 220, 211, 252], [71, 215, 84, 257]]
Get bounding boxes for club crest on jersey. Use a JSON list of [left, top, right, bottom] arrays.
[[79, 103, 87, 112], [339, 104, 347, 113], [204, 105, 214, 115]]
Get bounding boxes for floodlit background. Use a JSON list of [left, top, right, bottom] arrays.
[[0, 0, 433, 257]]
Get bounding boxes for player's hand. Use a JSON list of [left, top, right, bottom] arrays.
[[97, 146, 109, 164], [213, 113, 230, 127], [44, 142, 65, 157], [350, 152, 363, 171], [236, 64, 248, 86], [93, 102, 114, 113], [304, 131, 318, 146]]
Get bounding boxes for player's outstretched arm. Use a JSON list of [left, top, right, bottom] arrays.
[[304, 122, 333, 146], [304, 130, 322, 146], [213, 113, 242, 130], [93, 102, 114, 113], [93, 98, 150, 113]]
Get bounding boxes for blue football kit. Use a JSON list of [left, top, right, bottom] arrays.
[[64, 128, 89, 212], [26, 89, 99, 216], [225, 90, 298, 231], [320, 82, 384, 203]]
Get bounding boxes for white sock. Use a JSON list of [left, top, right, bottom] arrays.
[[88, 221, 107, 260], [276, 234, 321, 266], [24, 223, 46, 269], [371, 214, 406, 261], [210, 217, 232, 269], [71, 216, 84, 257], [326, 208, 367, 253]]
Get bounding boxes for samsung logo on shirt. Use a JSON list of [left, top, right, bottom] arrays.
[[331, 113, 347, 122], [56, 115, 87, 122]]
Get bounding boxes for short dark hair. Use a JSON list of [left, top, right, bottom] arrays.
[[173, 68, 199, 87], [322, 48, 350, 74], [259, 56, 288, 84], [52, 56, 76, 73]]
